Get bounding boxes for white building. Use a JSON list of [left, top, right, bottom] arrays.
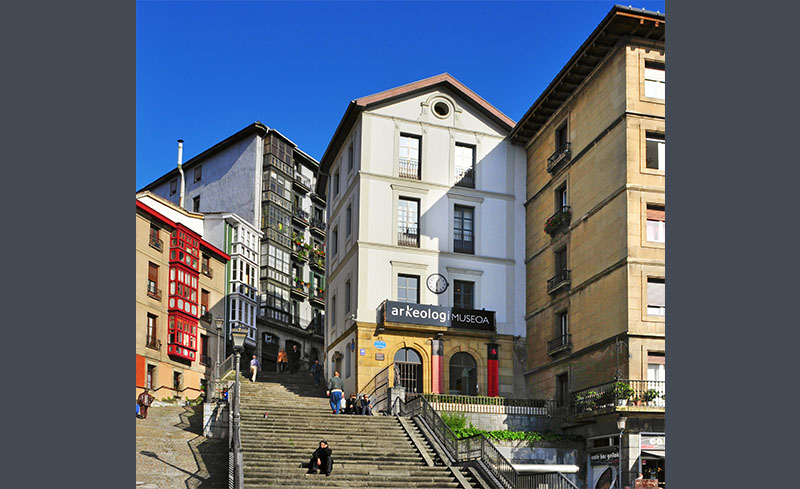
[[317, 74, 527, 398]]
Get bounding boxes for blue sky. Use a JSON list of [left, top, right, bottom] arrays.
[[136, 0, 665, 189]]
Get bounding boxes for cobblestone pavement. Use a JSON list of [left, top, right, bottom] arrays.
[[136, 406, 228, 489]]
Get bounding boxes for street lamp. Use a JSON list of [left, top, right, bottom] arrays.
[[616, 415, 627, 489], [214, 316, 224, 383]]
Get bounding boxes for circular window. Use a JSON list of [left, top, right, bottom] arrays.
[[433, 101, 451, 118]]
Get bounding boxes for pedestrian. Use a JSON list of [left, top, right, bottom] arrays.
[[137, 389, 154, 419], [289, 344, 301, 374], [344, 393, 358, 414], [277, 348, 288, 373], [327, 371, 344, 414], [359, 394, 372, 415], [306, 440, 333, 476], [310, 359, 322, 385], [249, 354, 260, 382]]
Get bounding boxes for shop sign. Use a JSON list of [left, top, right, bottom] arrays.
[[374, 340, 387, 349], [379, 300, 495, 331], [359, 348, 366, 356], [635, 481, 659, 489], [640, 435, 665, 450], [589, 450, 619, 464], [375, 353, 385, 361]]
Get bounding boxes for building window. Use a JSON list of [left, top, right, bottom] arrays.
[[557, 310, 568, 339], [147, 262, 159, 298], [200, 334, 209, 364], [173, 372, 182, 393], [644, 60, 665, 99], [453, 280, 474, 309], [149, 224, 162, 251], [346, 204, 352, 236], [192, 196, 200, 212], [454, 143, 475, 188], [555, 248, 567, 274], [331, 295, 337, 330], [146, 365, 156, 390], [397, 274, 419, 304], [647, 278, 665, 316], [334, 169, 340, 197], [200, 289, 209, 316], [332, 227, 339, 256], [555, 373, 569, 407], [194, 165, 202, 183], [348, 143, 354, 172], [646, 205, 665, 243], [555, 121, 568, 152], [345, 342, 351, 378], [647, 352, 666, 406], [344, 280, 351, 313], [453, 205, 474, 254], [449, 352, 477, 396], [146, 314, 157, 348], [399, 134, 421, 180], [555, 183, 568, 210], [646, 132, 665, 170], [170, 179, 177, 195], [201, 254, 211, 276], [397, 197, 420, 247]]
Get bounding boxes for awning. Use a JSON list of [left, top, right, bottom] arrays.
[[511, 464, 580, 474], [642, 450, 665, 458]]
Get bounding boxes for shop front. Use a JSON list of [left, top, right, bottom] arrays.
[[588, 435, 621, 489], [638, 433, 665, 487]]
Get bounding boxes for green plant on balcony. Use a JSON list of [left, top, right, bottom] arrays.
[[575, 391, 599, 412], [598, 390, 615, 407], [292, 233, 305, 247], [544, 209, 571, 237], [643, 389, 660, 404], [614, 382, 635, 405]]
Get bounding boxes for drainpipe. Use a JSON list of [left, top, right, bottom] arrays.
[[177, 139, 185, 209]]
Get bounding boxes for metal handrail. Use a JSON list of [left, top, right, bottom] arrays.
[[396, 395, 579, 489], [362, 363, 398, 414]]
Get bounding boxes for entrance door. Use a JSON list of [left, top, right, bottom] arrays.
[[394, 348, 423, 393], [449, 352, 477, 395]]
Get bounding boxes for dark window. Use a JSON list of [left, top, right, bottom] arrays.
[[147, 262, 159, 294], [556, 183, 567, 210], [173, 372, 182, 392], [194, 165, 202, 182], [146, 314, 157, 347], [557, 311, 568, 337], [334, 169, 340, 197], [348, 144, 354, 172], [555, 122, 568, 152], [345, 280, 351, 313], [346, 205, 352, 236], [146, 365, 156, 390], [192, 196, 200, 212], [397, 274, 419, 304], [556, 373, 569, 407], [331, 295, 337, 328], [555, 248, 567, 274], [170, 180, 177, 195], [453, 280, 474, 309], [398, 197, 419, 247], [454, 205, 474, 254], [200, 289, 209, 315], [200, 334, 209, 359], [449, 352, 477, 395], [646, 132, 665, 170], [332, 228, 338, 256]]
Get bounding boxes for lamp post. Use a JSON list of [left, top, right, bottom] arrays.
[[215, 316, 224, 383], [230, 325, 247, 489], [616, 415, 627, 489]]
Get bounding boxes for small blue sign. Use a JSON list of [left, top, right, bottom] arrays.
[[374, 340, 387, 349], [359, 348, 366, 356]]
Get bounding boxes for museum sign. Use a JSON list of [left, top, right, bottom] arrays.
[[378, 300, 495, 331]]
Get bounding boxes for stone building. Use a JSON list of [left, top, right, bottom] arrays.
[[138, 123, 326, 371], [508, 6, 665, 488], [317, 73, 528, 399]]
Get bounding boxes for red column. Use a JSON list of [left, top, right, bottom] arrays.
[[431, 338, 444, 394], [487, 343, 499, 397]]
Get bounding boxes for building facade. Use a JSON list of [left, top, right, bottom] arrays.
[[318, 74, 528, 399], [135, 194, 229, 401], [509, 7, 665, 488], [139, 124, 326, 371]]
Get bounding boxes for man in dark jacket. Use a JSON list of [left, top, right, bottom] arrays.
[[289, 345, 301, 374], [306, 440, 333, 476], [137, 389, 154, 419]]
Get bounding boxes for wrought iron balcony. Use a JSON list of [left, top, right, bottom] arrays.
[[293, 208, 310, 226], [293, 173, 311, 192], [547, 334, 572, 355], [149, 237, 163, 252], [547, 269, 571, 294], [310, 218, 326, 236], [199, 354, 212, 366], [453, 238, 474, 254], [398, 229, 420, 248], [200, 311, 212, 323], [145, 338, 161, 351], [291, 281, 309, 298], [547, 142, 571, 174], [544, 206, 571, 237], [309, 290, 325, 307], [310, 255, 325, 271], [570, 379, 665, 417], [398, 158, 420, 180], [454, 167, 475, 188], [146, 282, 162, 301]]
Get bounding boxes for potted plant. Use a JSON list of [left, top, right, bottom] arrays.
[[543, 208, 571, 237], [614, 382, 635, 406], [642, 389, 660, 405]]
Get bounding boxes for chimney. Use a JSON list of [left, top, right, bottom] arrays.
[[176, 139, 185, 209]]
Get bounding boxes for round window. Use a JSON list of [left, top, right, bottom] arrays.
[[433, 101, 450, 118]]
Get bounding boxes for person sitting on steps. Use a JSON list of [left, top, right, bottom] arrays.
[[359, 394, 373, 415], [306, 440, 333, 476], [344, 392, 358, 414]]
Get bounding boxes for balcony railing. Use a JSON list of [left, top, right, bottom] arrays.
[[454, 167, 474, 188], [453, 238, 474, 254], [145, 338, 161, 351], [310, 256, 325, 271], [293, 208, 310, 225], [309, 290, 325, 306], [310, 218, 326, 234], [146, 282, 162, 301], [201, 265, 213, 278], [199, 354, 212, 366], [200, 311, 212, 323], [544, 206, 571, 237], [547, 334, 572, 355], [570, 379, 665, 416], [398, 229, 420, 248], [398, 158, 420, 180], [547, 269, 571, 294], [149, 237, 163, 252], [547, 142, 571, 174], [293, 173, 311, 192]]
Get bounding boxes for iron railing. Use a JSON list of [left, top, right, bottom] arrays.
[[547, 269, 571, 294], [455, 167, 474, 188], [420, 393, 555, 416], [399, 157, 420, 179], [293, 208, 310, 223], [570, 379, 666, 415], [545, 206, 571, 236], [398, 229, 420, 247], [396, 395, 578, 489], [362, 363, 398, 414], [146, 282, 162, 301], [547, 334, 572, 355], [145, 338, 161, 351], [454, 238, 474, 254], [202, 265, 213, 278], [294, 173, 311, 190], [310, 218, 326, 232], [547, 142, 571, 173]]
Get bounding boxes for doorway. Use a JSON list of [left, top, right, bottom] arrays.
[[394, 347, 423, 393]]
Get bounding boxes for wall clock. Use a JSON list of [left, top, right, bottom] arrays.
[[426, 273, 449, 294]]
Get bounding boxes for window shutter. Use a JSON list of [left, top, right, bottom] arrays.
[[647, 280, 665, 307], [148, 263, 158, 283], [647, 206, 665, 221]]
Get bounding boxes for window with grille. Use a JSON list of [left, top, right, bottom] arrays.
[[147, 262, 159, 295]]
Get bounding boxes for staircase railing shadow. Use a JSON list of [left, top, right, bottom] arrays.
[[394, 395, 579, 489]]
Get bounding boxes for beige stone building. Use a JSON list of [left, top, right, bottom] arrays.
[[135, 193, 229, 402], [508, 6, 665, 488]]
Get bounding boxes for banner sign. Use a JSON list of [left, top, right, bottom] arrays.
[[380, 300, 495, 331], [589, 450, 620, 463]]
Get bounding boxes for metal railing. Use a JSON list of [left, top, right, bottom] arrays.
[[362, 364, 397, 414], [294, 173, 311, 189], [293, 208, 310, 223], [228, 366, 244, 489], [545, 206, 571, 236], [547, 269, 571, 294], [397, 229, 419, 248], [453, 238, 474, 254], [547, 334, 572, 355], [310, 218, 326, 232], [547, 142, 571, 173], [146, 282, 162, 301], [455, 167, 474, 188], [570, 379, 666, 415], [420, 393, 555, 416], [396, 395, 578, 489], [399, 157, 420, 179]]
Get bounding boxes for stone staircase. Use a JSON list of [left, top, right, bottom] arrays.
[[239, 370, 480, 488]]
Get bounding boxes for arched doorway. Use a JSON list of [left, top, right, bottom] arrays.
[[394, 347, 423, 393], [449, 352, 477, 396]]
